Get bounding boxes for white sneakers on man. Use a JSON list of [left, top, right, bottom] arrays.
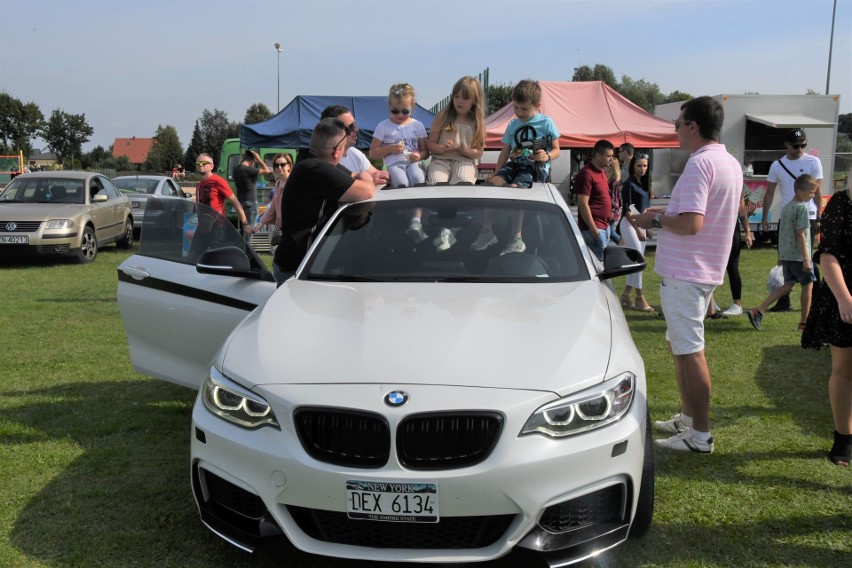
[[721, 304, 743, 316]]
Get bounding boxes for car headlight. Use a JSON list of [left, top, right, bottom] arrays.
[[45, 219, 76, 229], [202, 367, 279, 430], [521, 373, 635, 438]]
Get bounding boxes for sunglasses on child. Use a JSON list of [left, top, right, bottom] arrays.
[[390, 108, 412, 115]]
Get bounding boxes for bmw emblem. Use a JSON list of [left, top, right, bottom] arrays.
[[384, 390, 409, 407]]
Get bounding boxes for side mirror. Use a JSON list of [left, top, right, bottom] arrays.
[[196, 246, 254, 277], [92, 193, 108, 203], [599, 246, 646, 280]]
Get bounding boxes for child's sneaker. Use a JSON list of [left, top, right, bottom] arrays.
[[655, 428, 714, 453], [433, 228, 457, 252], [405, 220, 428, 243], [470, 229, 497, 251], [747, 308, 763, 330], [500, 237, 526, 255]]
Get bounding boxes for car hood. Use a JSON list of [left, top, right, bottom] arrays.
[[221, 280, 614, 396], [0, 203, 86, 220]]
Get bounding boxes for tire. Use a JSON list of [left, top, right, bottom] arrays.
[[76, 226, 98, 264], [629, 408, 655, 538], [117, 218, 134, 249]]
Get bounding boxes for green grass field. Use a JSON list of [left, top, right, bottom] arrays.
[[1, 244, 849, 568]]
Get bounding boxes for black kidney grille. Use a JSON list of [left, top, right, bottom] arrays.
[[288, 506, 514, 549], [538, 485, 625, 533], [397, 412, 503, 470], [294, 408, 390, 468]]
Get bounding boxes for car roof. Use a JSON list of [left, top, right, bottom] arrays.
[[113, 175, 171, 181], [368, 182, 562, 204], [13, 171, 95, 180]]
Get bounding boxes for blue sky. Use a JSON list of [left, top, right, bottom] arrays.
[[2, 0, 849, 151]]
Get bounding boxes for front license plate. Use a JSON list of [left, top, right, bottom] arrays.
[[346, 480, 439, 523], [0, 235, 28, 244]]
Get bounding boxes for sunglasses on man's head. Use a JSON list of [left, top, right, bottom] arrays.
[[390, 108, 412, 116]]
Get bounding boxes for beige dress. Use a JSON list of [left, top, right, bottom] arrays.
[[427, 123, 478, 184]]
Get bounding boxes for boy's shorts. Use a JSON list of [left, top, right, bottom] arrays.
[[781, 260, 816, 285], [660, 277, 716, 356], [494, 161, 540, 188]]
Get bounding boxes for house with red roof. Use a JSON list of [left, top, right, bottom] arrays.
[[112, 137, 154, 165]]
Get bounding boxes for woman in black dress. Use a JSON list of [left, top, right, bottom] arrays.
[[802, 181, 852, 465]]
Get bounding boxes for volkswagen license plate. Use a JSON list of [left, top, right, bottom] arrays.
[[0, 235, 28, 244], [346, 480, 438, 523]]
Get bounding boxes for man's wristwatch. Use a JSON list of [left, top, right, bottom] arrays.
[[651, 214, 663, 229]]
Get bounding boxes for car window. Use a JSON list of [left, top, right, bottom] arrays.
[[100, 177, 121, 199], [165, 179, 181, 196], [138, 198, 271, 275], [304, 198, 587, 283]]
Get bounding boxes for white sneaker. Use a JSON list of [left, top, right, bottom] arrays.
[[406, 220, 428, 243], [470, 229, 498, 251], [712, 300, 721, 312], [653, 413, 687, 435], [500, 237, 526, 255], [433, 228, 457, 252], [721, 304, 743, 317], [655, 428, 714, 453]]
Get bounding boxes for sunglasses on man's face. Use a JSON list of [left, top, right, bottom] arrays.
[[195, 161, 212, 166], [790, 143, 807, 149], [390, 108, 412, 116]]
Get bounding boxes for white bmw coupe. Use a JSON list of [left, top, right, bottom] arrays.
[[117, 183, 653, 566]]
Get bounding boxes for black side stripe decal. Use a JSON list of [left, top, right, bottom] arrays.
[[117, 270, 258, 312]]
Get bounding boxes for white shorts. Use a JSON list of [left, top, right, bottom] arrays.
[[660, 277, 716, 355]]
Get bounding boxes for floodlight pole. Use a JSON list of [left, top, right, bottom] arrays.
[[275, 42, 282, 112], [825, 0, 836, 94]]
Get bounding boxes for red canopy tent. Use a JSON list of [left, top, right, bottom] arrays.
[[485, 81, 679, 149]]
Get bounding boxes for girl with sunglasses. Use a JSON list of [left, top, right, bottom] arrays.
[[369, 83, 429, 188]]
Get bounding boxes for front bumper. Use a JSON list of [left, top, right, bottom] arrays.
[[189, 383, 646, 565]]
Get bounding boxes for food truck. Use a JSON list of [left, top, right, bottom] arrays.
[[652, 94, 840, 242]]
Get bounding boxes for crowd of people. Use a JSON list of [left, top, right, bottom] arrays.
[[189, 80, 851, 466]]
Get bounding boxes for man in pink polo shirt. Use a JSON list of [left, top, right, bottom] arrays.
[[635, 96, 742, 453]]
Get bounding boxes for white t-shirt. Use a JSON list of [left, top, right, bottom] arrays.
[[767, 153, 823, 219], [372, 118, 428, 167], [340, 147, 372, 174]]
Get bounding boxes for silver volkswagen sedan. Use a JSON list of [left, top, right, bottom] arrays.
[[117, 183, 653, 566], [113, 175, 190, 229]]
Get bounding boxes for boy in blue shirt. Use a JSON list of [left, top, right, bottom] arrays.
[[471, 80, 560, 254], [748, 174, 818, 330]]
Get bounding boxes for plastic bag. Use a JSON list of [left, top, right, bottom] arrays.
[[767, 265, 784, 293]]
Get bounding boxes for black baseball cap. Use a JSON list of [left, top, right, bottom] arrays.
[[785, 129, 807, 144]]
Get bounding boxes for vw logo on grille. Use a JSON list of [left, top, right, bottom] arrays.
[[383, 390, 409, 407], [5, 222, 16, 232]]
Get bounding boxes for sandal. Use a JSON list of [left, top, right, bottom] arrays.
[[620, 294, 631, 308], [829, 431, 852, 466], [797, 322, 806, 332], [633, 302, 657, 313]]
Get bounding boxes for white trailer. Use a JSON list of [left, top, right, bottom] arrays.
[[652, 94, 840, 241]]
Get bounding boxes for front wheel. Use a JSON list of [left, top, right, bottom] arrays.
[[629, 408, 655, 538], [117, 218, 134, 249], [76, 226, 98, 264]]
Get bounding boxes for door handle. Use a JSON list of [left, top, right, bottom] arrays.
[[122, 266, 150, 280]]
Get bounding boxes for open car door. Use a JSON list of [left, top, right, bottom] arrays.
[[117, 198, 276, 388]]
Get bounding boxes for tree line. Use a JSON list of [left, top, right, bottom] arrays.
[[3, 63, 849, 175]]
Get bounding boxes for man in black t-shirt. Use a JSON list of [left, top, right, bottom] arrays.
[[233, 149, 270, 246], [272, 118, 377, 282]]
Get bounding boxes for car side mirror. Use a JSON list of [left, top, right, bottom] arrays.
[[196, 246, 254, 277], [92, 193, 108, 202], [599, 246, 646, 280]]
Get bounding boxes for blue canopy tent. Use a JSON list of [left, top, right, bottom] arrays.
[[240, 96, 436, 149]]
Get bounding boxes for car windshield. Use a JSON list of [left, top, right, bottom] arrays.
[[304, 198, 588, 283], [0, 177, 85, 204], [114, 178, 158, 194]]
